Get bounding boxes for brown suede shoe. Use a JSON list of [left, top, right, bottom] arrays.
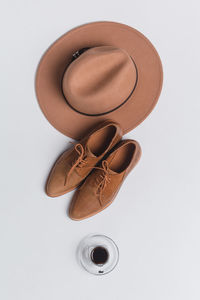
[[69, 139, 141, 220], [46, 121, 122, 197]]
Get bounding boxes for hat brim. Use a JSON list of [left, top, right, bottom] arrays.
[[35, 21, 163, 140]]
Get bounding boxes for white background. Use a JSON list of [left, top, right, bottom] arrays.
[[1, 0, 200, 299]]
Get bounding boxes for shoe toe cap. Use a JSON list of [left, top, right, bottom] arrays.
[[69, 190, 101, 220], [46, 176, 65, 197], [46, 174, 76, 197]]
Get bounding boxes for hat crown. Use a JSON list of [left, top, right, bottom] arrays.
[[62, 46, 137, 115]]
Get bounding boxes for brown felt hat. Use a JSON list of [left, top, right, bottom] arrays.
[[36, 21, 163, 140]]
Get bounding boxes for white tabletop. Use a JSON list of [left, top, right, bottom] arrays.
[[1, 1, 200, 299]]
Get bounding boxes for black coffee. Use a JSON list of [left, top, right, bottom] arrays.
[[91, 246, 109, 265]]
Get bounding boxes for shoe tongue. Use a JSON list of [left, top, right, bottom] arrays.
[[107, 167, 117, 175], [85, 145, 96, 158], [102, 160, 118, 175], [104, 154, 119, 175]]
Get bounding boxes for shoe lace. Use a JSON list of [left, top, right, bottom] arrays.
[[64, 142, 87, 186], [94, 161, 111, 204]]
